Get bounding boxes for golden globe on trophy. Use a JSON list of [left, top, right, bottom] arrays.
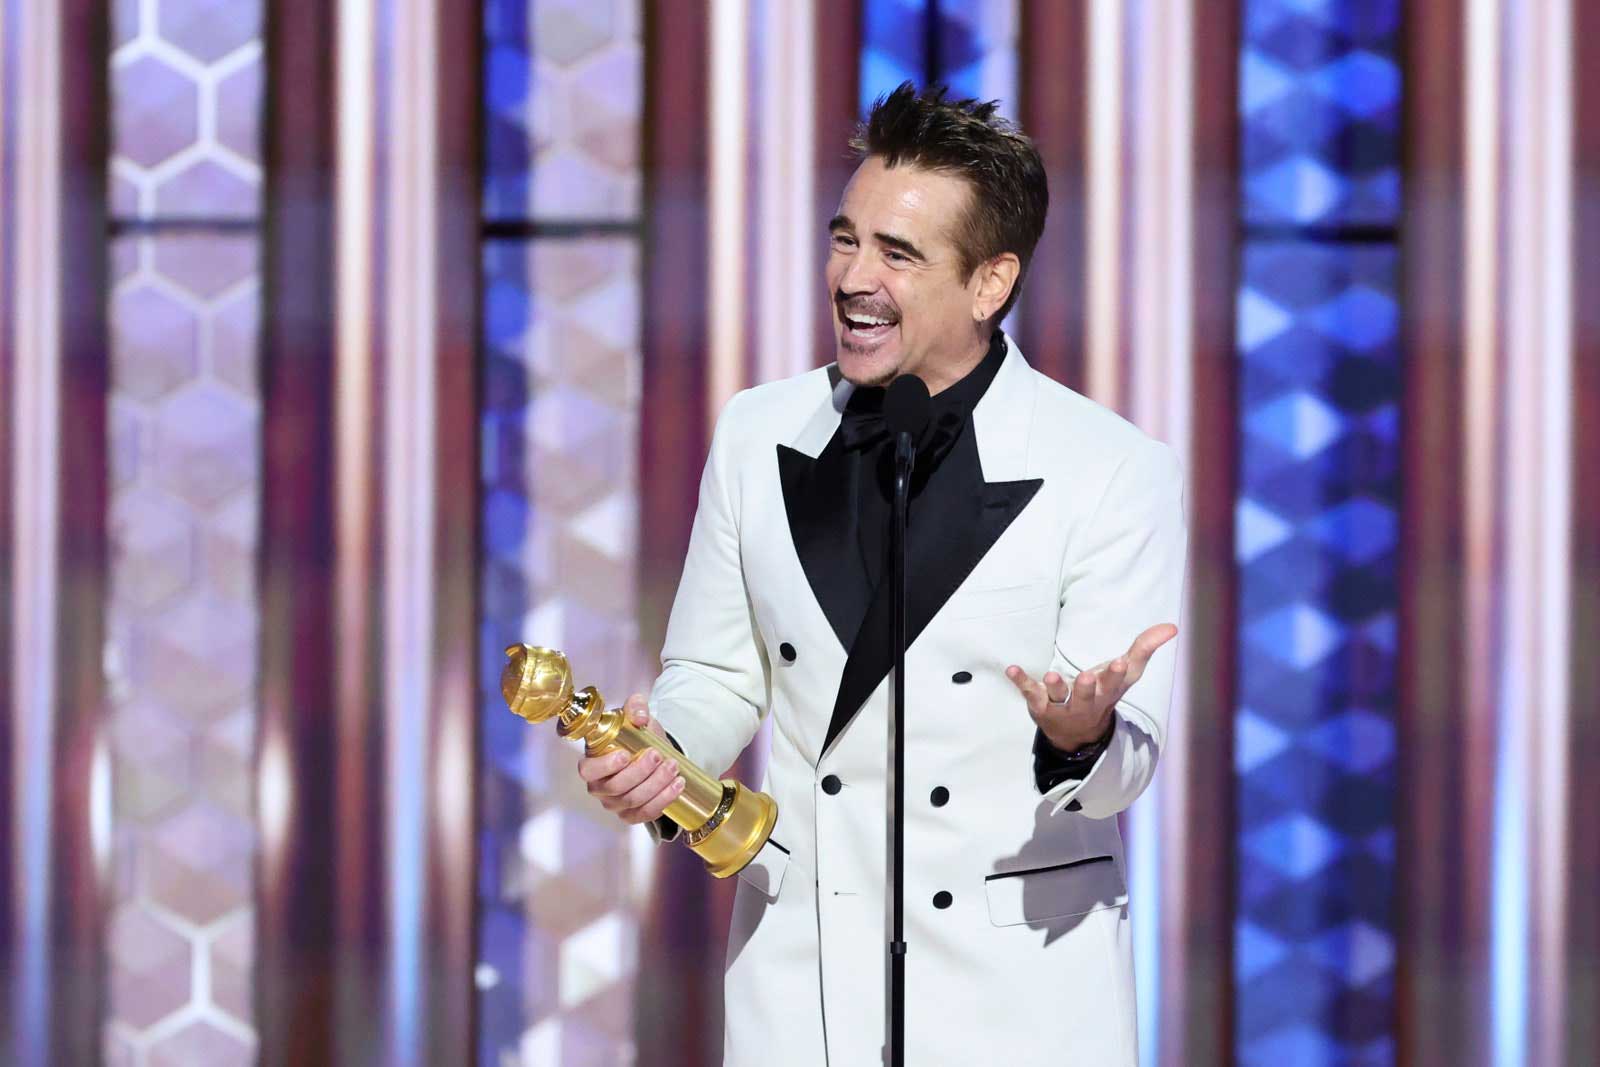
[[500, 644, 779, 879]]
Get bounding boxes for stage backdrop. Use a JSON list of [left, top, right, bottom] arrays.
[[2, 2, 1596, 1067]]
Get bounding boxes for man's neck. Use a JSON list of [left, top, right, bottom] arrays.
[[920, 333, 995, 396]]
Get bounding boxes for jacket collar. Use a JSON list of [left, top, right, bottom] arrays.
[[789, 333, 1038, 471]]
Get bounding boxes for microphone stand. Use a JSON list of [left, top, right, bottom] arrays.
[[887, 430, 914, 1067]]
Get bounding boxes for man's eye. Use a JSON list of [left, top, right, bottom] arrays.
[[886, 251, 907, 263], [831, 234, 855, 248]]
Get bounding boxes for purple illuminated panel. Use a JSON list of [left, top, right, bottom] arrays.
[[107, 0, 262, 1060]]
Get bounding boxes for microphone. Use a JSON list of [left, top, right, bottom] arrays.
[[884, 374, 931, 475]]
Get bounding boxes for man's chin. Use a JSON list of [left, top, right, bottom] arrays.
[[835, 346, 899, 388]]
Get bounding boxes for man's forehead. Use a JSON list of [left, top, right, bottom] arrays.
[[836, 159, 968, 239]]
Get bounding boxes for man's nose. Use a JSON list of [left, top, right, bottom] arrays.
[[836, 251, 878, 296]]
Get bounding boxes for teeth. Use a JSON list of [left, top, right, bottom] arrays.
[[849, 314, 894, 327]]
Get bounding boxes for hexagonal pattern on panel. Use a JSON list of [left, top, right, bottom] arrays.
[[158, 0, 263, 64], [108, 905, 192, 1029], [209, 911, 255, 1023], [528, 240, 621, 303], [197, 708, 254, 819], [148, 1019, 255, 1067], [110, 490, 196, 609], [569, 47, 641, 172], [210, 284, 260, 393], [143, 594, 256, 723], [154, 233, 258, 301], [530, 147, 635, 221], [203, 493, 257, 606], [111, 282, 201, 401], [112, 0, 139, 51], [110, 400, 145, 490], [110, 701, 194, 822], [155, 158, 258, 219], [108, 0, 263, 1055], [147, 801, 254, 924], [533, 0, 617, 65], [153, 383, 258, 509], [215, 57, 263, 164], [104, 1029, 136, 1067], [112, 55, 199, 169]]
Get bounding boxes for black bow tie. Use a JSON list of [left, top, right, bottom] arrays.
[[838, 402, 894, 452], [838, 394, 966, 470]]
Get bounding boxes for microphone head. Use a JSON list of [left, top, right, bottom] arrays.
[[884, 374, 932, 440]]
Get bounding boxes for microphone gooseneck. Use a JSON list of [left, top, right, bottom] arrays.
[[882, 372, 927, 1067]]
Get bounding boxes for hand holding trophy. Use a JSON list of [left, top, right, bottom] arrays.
[[500, 644, 779, 879]]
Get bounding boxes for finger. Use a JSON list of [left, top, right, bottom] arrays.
[[1101, 658, 1128, 697], [1073, 669, 1101, 711], [1041, 670, 1070, 705], [589, 747, 662, 797], [630, 774, 688, 824], [624, 693, 650, 728], [617, 757, 680, 815], [577, 747, 633, 784], [1127, 623, 1178, 672], [1005, 665, 1048, 715]]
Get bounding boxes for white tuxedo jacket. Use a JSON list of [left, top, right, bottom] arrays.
[[649, 337, 1187, 1066]]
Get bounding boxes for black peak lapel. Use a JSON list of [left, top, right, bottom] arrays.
[[778, 439, 873, 651], [821, 429, 1043, 756]]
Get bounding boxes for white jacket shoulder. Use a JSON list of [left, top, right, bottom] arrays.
[[708, 366, 833, 452], [1027, 370, 1183, 490]]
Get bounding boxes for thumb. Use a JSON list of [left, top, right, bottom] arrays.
[[624, 693, 651, 728], [1130, 623, 1178, 664]]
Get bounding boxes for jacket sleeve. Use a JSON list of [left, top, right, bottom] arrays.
[[1040, 438, 1188, 820], [647, 391, 772, 788]]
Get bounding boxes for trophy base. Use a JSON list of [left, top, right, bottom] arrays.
[[686, 781, 779, 879]]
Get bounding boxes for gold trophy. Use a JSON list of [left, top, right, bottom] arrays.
[[501, 644, 779, 879]]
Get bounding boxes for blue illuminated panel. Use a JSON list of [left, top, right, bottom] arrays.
[[1236, 3, 1402, 1064], [860, 0, 929, 112], [1242, 1, 1400, 226], [859, 0, 1013, 113]]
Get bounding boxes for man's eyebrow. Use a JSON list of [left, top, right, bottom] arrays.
[[828, 216, 928, 261], [874, 232, 927, 262]]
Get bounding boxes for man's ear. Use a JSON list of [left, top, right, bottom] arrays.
[[971, 253, 1021, 323]]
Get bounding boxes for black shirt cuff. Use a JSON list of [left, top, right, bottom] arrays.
[[1032, 715, 1116, 794]]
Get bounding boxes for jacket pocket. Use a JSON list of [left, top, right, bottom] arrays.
[[983, 855, 1125, 927]]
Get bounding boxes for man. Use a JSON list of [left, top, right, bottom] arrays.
[[579, 84, 1185, 1065]]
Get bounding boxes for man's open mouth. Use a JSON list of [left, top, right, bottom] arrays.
[[841, 310, 899, 340]]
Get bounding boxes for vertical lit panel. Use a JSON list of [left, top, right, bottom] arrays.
[[478, 236, 646, 1065], [1234, 241, 1400, 1066], [478, 1, 646, 1062], [937, 0, 1017, 109], [861, 0, 928, 110], [1235, 4, 1401, 1064], [859, 0, 1017, 111], [1240, 2, 1400, 227], [106, 1, 262, 1062], [483, 0, 641, 222]]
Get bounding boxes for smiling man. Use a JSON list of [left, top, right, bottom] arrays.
[[578, 84, 1187, 1065]]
